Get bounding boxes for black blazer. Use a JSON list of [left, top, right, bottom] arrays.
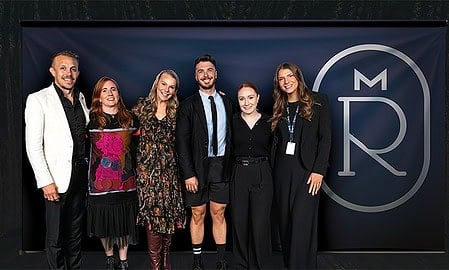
[[274, 92, 332, 176], [175, 92, 234, 188]]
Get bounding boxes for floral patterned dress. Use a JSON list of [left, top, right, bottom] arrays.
[[134, 98, 186, 234]]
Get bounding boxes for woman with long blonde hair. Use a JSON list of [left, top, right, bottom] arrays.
[[133, 70, 186, 270]]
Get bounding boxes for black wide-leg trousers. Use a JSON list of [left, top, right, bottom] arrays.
[[231, 159, 273, 269], [274, 159, 319, 269]]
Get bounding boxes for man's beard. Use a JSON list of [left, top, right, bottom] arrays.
[[198, 78, 215, 90]]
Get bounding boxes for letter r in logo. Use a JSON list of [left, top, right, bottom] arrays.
[[337, 97, 407, 177]]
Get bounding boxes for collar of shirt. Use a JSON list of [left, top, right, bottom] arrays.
[[54, 82, 79, 103], [198, 89, 219, 101], [198, 90, 227, 157]]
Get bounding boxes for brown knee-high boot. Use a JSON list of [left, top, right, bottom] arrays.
[[162, 234, 173, 270], [146, 228, 163, 270]]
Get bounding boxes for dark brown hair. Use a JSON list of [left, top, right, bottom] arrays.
[[194, 54, 216, 70], [270, 62, 314, 130], [50, 50, 79, 67]]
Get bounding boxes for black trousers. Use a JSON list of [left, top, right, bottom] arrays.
[[231, 158, 273, 269], [45, 161, 87, 269], [274, 156, 319, 269]]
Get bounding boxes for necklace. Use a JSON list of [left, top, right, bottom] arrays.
[[241, 112, 261, 129]]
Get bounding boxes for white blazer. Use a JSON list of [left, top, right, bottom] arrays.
[[25, 84, 89, 193]]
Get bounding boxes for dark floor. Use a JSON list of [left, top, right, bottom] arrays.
[[4, 250, 449, 270]]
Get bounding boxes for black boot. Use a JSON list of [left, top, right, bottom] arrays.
[[106, 255, 115, 270], [192, 255, 204, 270], [117, 259, 129, 270]]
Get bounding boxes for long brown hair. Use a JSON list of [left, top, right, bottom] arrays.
[[270, 62, 314, 130], [90, 76, 133, 129], [133, 69, 180, 120]]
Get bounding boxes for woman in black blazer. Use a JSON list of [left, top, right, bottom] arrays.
[[271, 62, 331, 269]]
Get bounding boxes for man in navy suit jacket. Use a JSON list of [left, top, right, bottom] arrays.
[[176, 54, 233, 270]]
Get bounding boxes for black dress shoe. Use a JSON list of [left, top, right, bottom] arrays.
[[192, 259, 204, 270], [106, 255, 115, 270], [117, 259, 128, 270], [216, 260, 228, 270]]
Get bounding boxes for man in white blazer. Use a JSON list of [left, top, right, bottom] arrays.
[[25, 50, 89, 269]]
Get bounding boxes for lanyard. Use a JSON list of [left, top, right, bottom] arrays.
[[286, 104, 299, 142]]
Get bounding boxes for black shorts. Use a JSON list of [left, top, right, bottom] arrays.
[[184, 157, 230, 207]]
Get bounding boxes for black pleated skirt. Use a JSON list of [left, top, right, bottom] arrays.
[[87, 190, 138, 247]]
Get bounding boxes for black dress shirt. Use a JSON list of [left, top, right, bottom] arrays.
[[231, 112, 272, 157], [54, 83, 87, 161]]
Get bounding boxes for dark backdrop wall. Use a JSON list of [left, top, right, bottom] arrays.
[[1, 0, 449, 260]]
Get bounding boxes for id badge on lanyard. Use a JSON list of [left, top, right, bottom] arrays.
[[285, 104, 299, 156], [286, 141, 296, 155]]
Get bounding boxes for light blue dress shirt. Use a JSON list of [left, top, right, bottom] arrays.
[[199, 90, 227, 157]]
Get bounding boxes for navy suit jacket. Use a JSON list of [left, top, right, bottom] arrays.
[[175, 92, 234, 188]]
